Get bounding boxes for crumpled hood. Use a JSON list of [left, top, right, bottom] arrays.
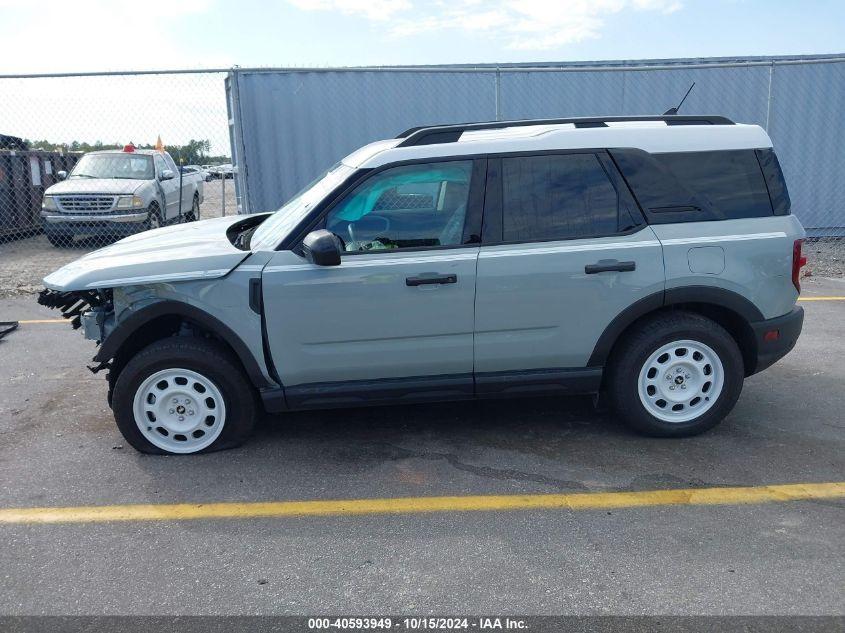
[[46, 178, 147, 196], [43, 215, 257, 291]]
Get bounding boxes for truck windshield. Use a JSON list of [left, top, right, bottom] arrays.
[[71, 154, 154, 180], [250, 162, 355, 251]]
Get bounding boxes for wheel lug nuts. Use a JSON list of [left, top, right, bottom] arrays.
[[172, 398, 178, 404], [185, 399, 191, 405], [188, 410, 194, 416], [681, 385, 687, 390], [169, 409, 175, 414], [669, 386, 675, 390], [178, 415, 184, 421]]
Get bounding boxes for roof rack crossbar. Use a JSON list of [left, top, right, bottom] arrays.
[[396, 114, 735, 147]]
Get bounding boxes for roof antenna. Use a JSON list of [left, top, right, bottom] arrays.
[[663, 82, 695, 115]]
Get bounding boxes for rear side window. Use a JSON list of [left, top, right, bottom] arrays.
[[653, 150, 772, 219], [611, 149, 775, 223], [501, 153, 638, 242]]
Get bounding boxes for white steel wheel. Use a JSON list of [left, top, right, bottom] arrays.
[[132, 368, 226, 454], [637, 339, 725, 423]]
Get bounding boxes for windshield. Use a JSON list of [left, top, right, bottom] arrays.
[[71, 153, 154, 180], [250, 162, 355, 251]]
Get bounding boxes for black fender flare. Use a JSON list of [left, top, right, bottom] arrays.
[[587, 286, 764, 367], [94, 300, 272, 388]]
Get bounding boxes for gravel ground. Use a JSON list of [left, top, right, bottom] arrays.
[[0, 179, 237, 297], [1, 191, 843, 297], [804, 238, 845, 278]]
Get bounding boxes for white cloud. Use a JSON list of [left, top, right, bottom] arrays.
[[285, 0, 683, 50], [286, 0, 412, 21], [0, 0, 223, 73]]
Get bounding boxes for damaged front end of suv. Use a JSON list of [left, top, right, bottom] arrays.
[[38, 288, 114, 373]]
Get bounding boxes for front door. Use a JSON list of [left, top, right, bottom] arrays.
[[154, 154, 180, 221], [474, 152, 665, 387], [262, 158, 486, 408]]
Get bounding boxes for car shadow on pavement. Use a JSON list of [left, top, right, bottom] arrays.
[[255, 394, 628, 459]]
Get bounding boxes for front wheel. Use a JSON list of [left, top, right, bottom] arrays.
[[145, 205, 163, 231], [112, 338, 257, 454], [607, 311, 744, 437], [46, 233, 73, 247]]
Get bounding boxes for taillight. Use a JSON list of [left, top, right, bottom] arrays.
[[792, 239, 807, 293]]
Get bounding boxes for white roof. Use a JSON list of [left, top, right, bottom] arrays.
[[342, 121, 772, 169]]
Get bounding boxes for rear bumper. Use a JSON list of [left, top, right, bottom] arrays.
[[750, 306, 804, 374]]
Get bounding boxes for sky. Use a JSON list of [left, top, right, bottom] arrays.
[[0, 0, 843, 73], [0, 1, 842, 155]]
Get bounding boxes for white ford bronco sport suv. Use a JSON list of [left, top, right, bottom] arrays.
[[40, 115, 806, 455]]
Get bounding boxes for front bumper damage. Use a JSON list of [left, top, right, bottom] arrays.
[[37, 288, 114, 373]]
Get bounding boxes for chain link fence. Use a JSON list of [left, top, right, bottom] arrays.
[[0, 70, 235, 295], [1, 61, 843, 297]]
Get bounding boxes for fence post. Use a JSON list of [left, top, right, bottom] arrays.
[[765, 61, 775, 131]]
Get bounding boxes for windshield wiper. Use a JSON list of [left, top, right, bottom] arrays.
[[70, 173, 96, 178]]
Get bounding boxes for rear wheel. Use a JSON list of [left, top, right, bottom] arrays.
[[607, 311, 744, 437], [185, 194, 200, 222], [112, 338, 257, 454]]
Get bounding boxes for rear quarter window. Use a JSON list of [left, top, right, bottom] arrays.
[[611, 149, 776, 223]]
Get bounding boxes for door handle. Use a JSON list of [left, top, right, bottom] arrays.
[[405, 273, 458, 287], [584, 260, 636, 274]]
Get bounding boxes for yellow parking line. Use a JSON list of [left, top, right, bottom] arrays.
[[798, 296, 845, 301], [0, 482, 842, 525]]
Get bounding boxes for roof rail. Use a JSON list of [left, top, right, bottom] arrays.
[[396, 114, 735, 147]]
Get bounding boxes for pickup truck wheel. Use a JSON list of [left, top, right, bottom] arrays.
[[47, 233, 73, 247], [185, 195, 199, 222], [607, 311, 744, 437], [112, 338, 257, 454], [145, 206, 163, 231]]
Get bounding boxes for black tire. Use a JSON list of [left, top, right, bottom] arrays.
[[606, 311, 744, 438], [145, 204, 163, 231], [112, 338, 257, 455], [46, 233, 73, 247], [185, 194, 200, 222]]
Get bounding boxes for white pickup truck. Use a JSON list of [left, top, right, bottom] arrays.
[[40, 146, 204, 247]]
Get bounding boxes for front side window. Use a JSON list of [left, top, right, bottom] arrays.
[[501, 153, 637, 242], [326, 160, 473, 252], [153, 154, 166, 176]]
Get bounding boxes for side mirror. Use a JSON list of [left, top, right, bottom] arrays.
[[160, 169, 176, 181], [57, 171, 67, 180], [302, 229, 342, 266]]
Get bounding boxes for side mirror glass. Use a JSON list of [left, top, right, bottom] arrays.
[[302, 229, 342, 266], [57, 171, 67, 180], [160, 169, 175, 181]]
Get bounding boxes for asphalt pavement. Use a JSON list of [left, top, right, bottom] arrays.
[[0, 278, 843, 615]]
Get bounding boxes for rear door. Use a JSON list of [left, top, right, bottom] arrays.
[[261, 158, 486, 407], [474, 151, 665, 387]]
